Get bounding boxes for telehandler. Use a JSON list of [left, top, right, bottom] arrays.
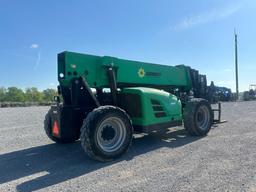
[[45, 51, 214, 162]]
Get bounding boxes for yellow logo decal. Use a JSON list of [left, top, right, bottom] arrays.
[[138, 68, 145, 78]]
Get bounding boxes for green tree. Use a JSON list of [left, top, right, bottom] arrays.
[[5, 87, 25, 102], [42, 88, 57, 102], [25, 87, 43, 102], [0, 87, 6, 102]]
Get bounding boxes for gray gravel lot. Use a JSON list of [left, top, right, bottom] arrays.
[[0, 101, 256, 192]]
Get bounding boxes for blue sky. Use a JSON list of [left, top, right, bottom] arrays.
[[0, 0, 255, 91]]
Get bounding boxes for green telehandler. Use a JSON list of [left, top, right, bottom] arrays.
[[45, 51, 215, 162]]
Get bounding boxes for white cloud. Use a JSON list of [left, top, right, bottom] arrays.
[[30, 44, 39, 49], [34, 51, 41, 70], [174, 4, 241, 30], [49, 83, 55, 87]]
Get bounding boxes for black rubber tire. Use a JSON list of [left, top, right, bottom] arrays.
[[80, 105, 133, 162], [44, 109, 76, 144], [183, 98, 213, 136]]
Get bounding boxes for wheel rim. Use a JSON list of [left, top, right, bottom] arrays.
[[196, 105, 210, 131], [96, 117, 127, 153]]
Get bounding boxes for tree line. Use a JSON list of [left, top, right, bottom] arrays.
[[0, 87, 57, 102]]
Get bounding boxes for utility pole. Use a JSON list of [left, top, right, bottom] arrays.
[[234, 29, 239, 101]]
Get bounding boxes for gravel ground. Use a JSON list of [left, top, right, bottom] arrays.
[[0, 101, 256, 192]]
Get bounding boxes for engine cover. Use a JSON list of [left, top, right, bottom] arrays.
[[119, 87, 182, 133]]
